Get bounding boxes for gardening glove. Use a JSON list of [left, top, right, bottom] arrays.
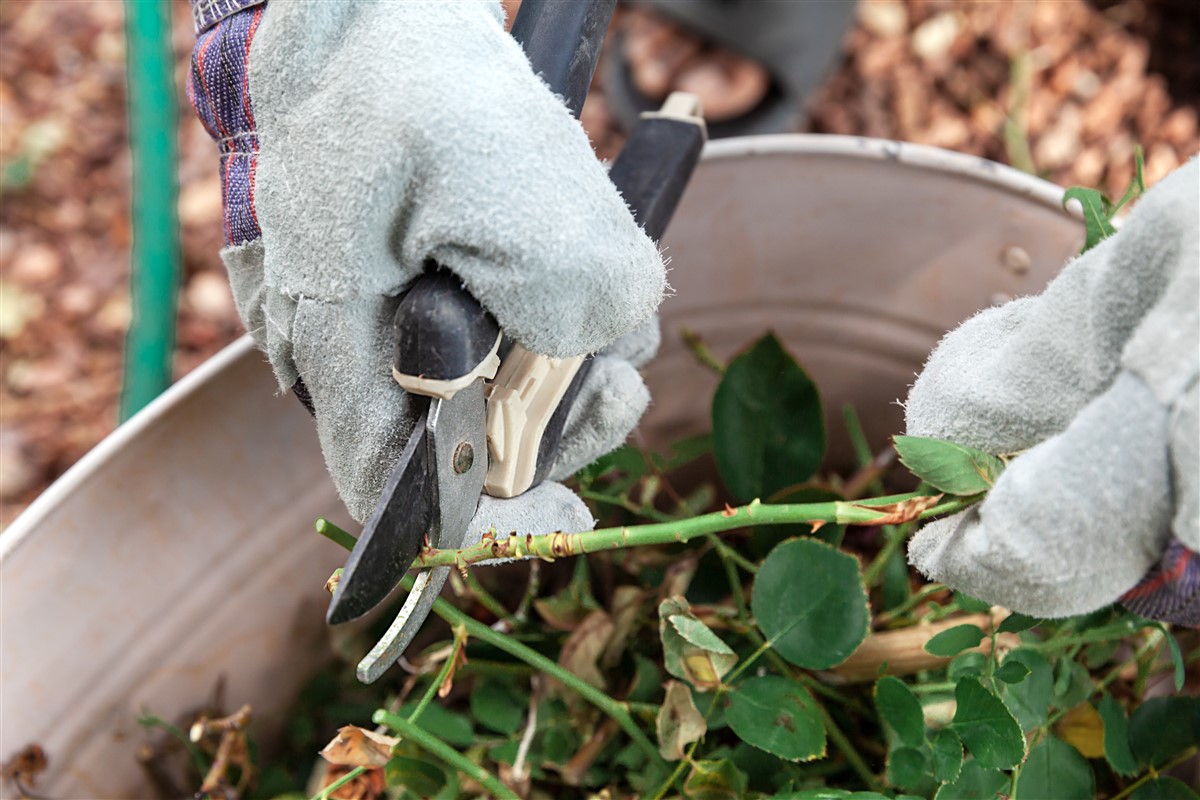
[[191, 1, 666, 531], [904, 158, 1199, 624]]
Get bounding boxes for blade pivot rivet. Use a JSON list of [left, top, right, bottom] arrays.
[[453, 443, 474, 474]]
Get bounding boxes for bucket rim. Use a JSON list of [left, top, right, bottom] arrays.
[[702, 134, 1071, 215], [0, 336, 261, 559]]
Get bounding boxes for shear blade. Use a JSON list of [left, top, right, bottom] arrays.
[[352, 380, 490, 681], [326, 404, 435, 625]]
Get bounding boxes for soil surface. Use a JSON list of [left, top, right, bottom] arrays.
[[1, 0, 1197, 526]]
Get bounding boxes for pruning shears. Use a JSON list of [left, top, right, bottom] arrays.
[[326, 0, 707, 683]]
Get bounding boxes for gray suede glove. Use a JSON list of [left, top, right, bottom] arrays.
[[222, 1, 666, 530], [905, 158, 1199, 620]]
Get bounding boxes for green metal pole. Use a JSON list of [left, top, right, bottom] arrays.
[[120, 0, 181, 421]]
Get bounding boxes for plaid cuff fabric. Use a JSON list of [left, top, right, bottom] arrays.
[[191, 0, 267, 35], [187, 1, 265, 247], [1119, 537, 1200, 627]]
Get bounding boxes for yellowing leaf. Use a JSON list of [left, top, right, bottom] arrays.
[[319, 725, 399, 768], [658, 597, 736, 690], [1055, 702, 1105, 758]]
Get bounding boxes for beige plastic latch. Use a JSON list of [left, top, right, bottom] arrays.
[[392, 332, 502, 400], [640, 91, 707, 133], [484, 344, 582, 498]]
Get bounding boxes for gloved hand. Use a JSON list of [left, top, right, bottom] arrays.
[[199, 1, 665, 531], [905, 158, 1198, 622]]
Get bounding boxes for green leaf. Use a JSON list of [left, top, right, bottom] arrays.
[[730, 741, 795, 793], [712, 334, 825, 502], [772, 792, 896, 799], [886, 747, 928, 792], [1129, 695, 1200, 768], [1063, 186, 1118, 252], [874, 676, 925, 748], [469, 680, 526, 735], [994, 661, 1030, 684], [893, 435, 1004, 496], [695, 690, 728, 730], [924, 624, 986, 658], [394, 703, 474, 748], [933, 759, 1008, 800], [955, 593, 992, 613], [947, 652, 987, 682], [1110, 145, 1147, 216], [882, 547, 911, 610], [1014, 736, 1095, 800], [950, 678, 1025, 770], [998, 649, 1053, 731], [576, 443, 648, 490], [1084, 640, 1120, 669], [1052, 658, 1092, 711], [932, 728, 963, 783], [659, 597, 737, 690], [657, 680, 707, 761], [385, 755, 448, 797], [628, 654, 663, 703], [997, 613, 1040, 634], [725, 676, 825, 761], [1152, 623, 1186, 691], [1098, 692, 1139, 777], [1130, 778, 1200, 800], [751, 538, 870, 670], [683, 758, 749, 800]]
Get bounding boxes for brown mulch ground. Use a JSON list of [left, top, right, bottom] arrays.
[[1, 0, 1197, 527]]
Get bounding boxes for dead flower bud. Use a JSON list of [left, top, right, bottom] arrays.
[[319, 725, 399, 769], [320, 764, 387, 800], [325, 568, 343, 595]]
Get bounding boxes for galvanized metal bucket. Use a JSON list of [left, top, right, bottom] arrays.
[[0, 136, 1081, 797]]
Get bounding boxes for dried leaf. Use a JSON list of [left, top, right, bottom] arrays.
[[438, 637, 469, 699], [319, 725, 399, 769], [656, 681, 707, 760], [534, 582, 595, 631], [601, 585, 645, 669], [557, 609, 614, 694], [853, 494, 943, 525]]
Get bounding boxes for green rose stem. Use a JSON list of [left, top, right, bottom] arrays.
[[375, 710, 519, 800], [316, 520, 670, 785], [315, 493, 972, 795], [406, 494, 975, 570], [1109, 748, 1198, 800], [311, 629, 469, 800]]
